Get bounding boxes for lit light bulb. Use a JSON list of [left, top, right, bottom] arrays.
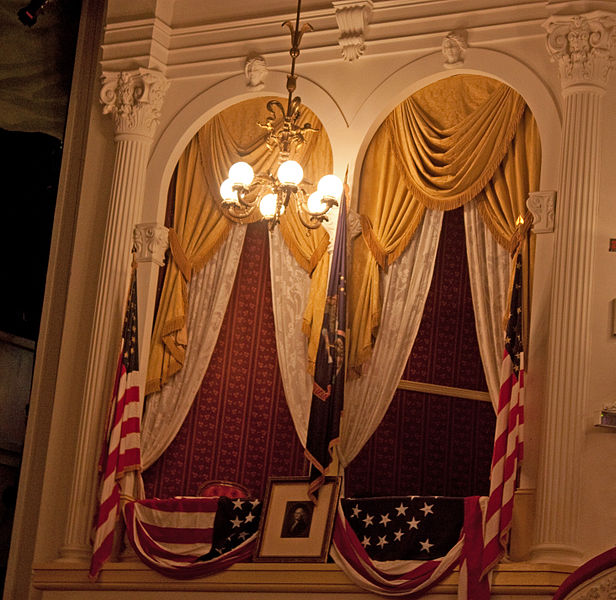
[[307, 191, 326, 215], [259, 193, 278, 218], [317, 174, 343, 200], [219, 178, 239, 204], [228, 161, 254, 187], [277, 160, 303, 186]]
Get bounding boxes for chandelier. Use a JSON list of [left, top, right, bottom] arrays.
[[219, 0, 343, 230]]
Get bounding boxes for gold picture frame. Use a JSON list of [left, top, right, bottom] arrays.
[[253, 476, 341, 562]]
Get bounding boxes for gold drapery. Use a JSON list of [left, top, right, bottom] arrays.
[[146, 98, 333, 395], [349, 75, 541, 374]]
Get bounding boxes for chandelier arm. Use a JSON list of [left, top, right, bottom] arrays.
[[297, 206, 325, 230]]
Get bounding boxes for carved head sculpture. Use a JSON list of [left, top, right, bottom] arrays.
[[442, 31, 468, 67], [244, 54, 268, 90]]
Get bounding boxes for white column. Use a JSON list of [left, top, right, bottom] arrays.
[[60, 69, 168, 560], [532, 12, 615, 564]]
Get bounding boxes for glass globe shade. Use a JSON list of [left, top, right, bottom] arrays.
[[307, 191, 327, 215], [219, 178, 239, 204], [317, 174, 343, 200], [259, 193, 278, 218], [228, 161, 254, 187], [277, 160, 303, 186]]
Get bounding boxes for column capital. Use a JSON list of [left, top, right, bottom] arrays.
[[132, 223, 169, 267], [100, 68, 169, 139], [544, 11, 616, 93]]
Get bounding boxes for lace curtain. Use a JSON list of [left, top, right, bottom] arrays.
[[464, 202, 511, 410], [339, 209, 442, 466], [269, 227, 314, 446]]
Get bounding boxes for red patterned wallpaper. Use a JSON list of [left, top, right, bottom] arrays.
[[345, 207, 495, 498]]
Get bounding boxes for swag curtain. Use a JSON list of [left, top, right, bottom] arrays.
[[349, 75, 540, 378], [146, 99, 333, 397]]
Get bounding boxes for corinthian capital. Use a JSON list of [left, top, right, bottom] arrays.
[[100, 68, 169, 139], [132, 223, 169, 266], [544, 11, 616, 92]]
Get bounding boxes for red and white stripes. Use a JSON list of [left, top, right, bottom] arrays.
[[481, 349, 524, 577]]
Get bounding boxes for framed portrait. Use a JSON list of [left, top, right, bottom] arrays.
[[254, 476, 341, 562]]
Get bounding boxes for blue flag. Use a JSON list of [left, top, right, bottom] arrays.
[[304, 191, 347, 500]]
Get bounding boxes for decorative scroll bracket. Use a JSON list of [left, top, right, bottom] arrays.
[[133, 223, 169, 267], [333, 0, 373, 62], [527, 191, 556, 234]]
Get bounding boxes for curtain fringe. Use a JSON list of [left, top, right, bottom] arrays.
[[391, 96, 527, 214], [280, 223, 329, 275]]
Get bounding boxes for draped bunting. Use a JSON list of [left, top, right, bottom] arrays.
[[146, 98, 333, 395], [349, 75, 540, 374]]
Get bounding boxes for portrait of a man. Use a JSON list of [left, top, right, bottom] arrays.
[[280, 501, 313, 538]]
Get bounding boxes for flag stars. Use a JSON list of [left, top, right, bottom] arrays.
[[244, 512, 255, 523], [351, 504, 362, 518], [232, 498, 244, 510], [362, 514, 374, 527], [395, 503, 408, 516], [420, 538, 434, 553], [407, 516, 420, 530], [377, 535, 388, 549], [379, 513, 391, 527], [393, 529, 404, 542], [250, 499, 260, 508], [230, 516, 243, 528], [361, 536, 371, 548], [420, 502, 433, 516]]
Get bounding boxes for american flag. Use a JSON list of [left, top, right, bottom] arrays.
[[197, 496, 262, 560], [123, 496, 261, 578], [89, 269, 142, 580], [482, 251, 525, 576], [340, 496, 464, 561], [331, 496, 489, 598], [305, 190, 347, 500]]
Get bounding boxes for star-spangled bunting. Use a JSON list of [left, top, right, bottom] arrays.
[[340, 496, 464, 562], [197, 497, 262, 561]]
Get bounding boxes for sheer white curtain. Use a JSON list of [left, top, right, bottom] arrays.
[[339, 208, 443, 466], [268, 227, 314, 447], [463, 201, 511, 411], [140, 225, 247, 471]]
